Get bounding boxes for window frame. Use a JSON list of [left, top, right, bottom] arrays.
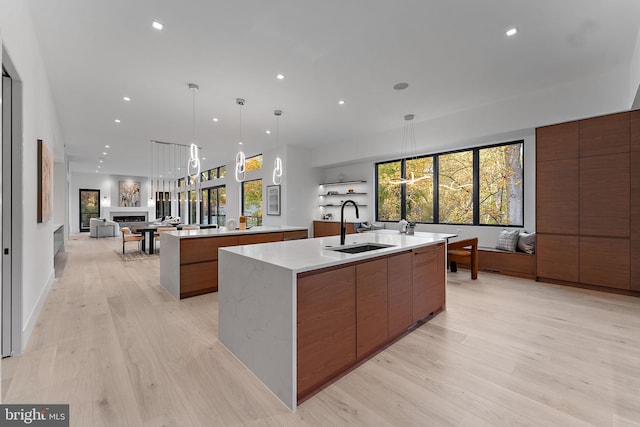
[[241, 178, 263, 227], [375, 140, 524, 227]]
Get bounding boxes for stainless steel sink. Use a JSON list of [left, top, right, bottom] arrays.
[[327, 243, 395, 254]]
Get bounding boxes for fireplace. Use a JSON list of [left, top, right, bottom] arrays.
[[113, 215, 146, 223]]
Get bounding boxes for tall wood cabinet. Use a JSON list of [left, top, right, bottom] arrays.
[[536, 110, 638, 291]]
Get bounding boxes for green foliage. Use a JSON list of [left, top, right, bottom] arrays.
[[439, 151, 473, 224], [243, 179, 263, 226], [377, 161, 401, 221], [479, 143, 523, 225]]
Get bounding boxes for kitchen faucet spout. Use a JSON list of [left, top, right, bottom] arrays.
[[340, 200, 359, 245]]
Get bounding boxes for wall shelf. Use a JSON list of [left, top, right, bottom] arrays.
[[319, 204, 368, 207], [320, 180, 366, 186], [319, 192, 367, 196]]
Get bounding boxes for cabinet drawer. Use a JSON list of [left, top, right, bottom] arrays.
[[180, 236, 239, 264]]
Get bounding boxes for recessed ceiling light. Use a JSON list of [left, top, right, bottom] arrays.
[[393, 82, 409, 90], [338, 100, 345, 105], [212, 118, 219, 122], [114, 119, 121, 123], [98, 166, 101, 168], [104, 145, 110, 148], [95, 170, 99, 173], [152, 21, 163, 30], [266, 130, 271, 134], [239, 142, 243, 145], [202, 157, 206, 160], [123, 96, 131, 101], [506, 27, 517, 37], [102, 152, 107, 155], [276, 74, 285, 80], [99, 160, 103, 163]]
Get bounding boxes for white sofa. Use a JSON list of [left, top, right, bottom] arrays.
[[89, 218, 120, 237]]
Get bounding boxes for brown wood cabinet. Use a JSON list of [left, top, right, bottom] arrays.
[[313, 221, 357, 238], [297, 265, 356, 400], [412, 243, 445, 322], [536, 110, 640, 294], [178, 230, 307, 298], [536, 121, 579, 162], [579, 153, 629, 237], [356, 258, 388, 359], [387, 251, 413, 338], [579, 237, 629, 289], [296, 243, 445, 401], [536, 159, 579, 234]]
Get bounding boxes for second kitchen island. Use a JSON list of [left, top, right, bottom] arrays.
[[218, 231, 449, 410]]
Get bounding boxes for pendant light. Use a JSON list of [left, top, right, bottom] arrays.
[[235, 97, 246, 182], [187, 83, 201, 179], [389, 114, 429, 185], [272, 109, 283, 185]]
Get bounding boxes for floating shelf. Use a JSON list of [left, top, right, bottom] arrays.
[[319, 204, 368, 207], [320, 180, 367, 186], [319, 192, 367, 196]]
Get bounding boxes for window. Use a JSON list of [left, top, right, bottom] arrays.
[[178, 178, 185, 188], [245, 154, 263, 172], [178, 191, 185, 218], [376, 141, 524, 227], [376, 160, 402, 221], [200, 185, 226, 226], [479, 143, 523, 226], [242, 179, 262, 227], [438, 151, 473, 224], [200, 170, 209, 182], [188, 190, 197, 224], [406, 157, 434, 223], [155, 191, 171, 219], [218, 165, 226, 179]]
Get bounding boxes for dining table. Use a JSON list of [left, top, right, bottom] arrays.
[[132, 223, 218, 254]]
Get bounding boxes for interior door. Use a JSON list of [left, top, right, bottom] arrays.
[[2, 73, 12, 356], [79, 189, 100, 232]]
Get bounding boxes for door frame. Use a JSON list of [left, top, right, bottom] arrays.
[[2, 47, 24, 357], [79, 189, 100, 232]]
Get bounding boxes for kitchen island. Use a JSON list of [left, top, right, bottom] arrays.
[[218, 231, 450, 410], [159, 226, 308, 298]]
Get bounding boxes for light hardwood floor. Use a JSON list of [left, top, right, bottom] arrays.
[[2, 234, 640, 426]]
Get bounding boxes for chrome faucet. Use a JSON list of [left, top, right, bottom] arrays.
[[340, 200, 359, 245]]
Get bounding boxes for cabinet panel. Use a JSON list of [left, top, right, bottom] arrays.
[[579, 153, 629, 237], [297, 266, 356, 399], [180, 235, 239, 264], [536, 159, 579, 234], [631, 110, 640, 152], [412, 243, 445, 322], [631, 152, 640, 239], [631, 240, 640, 291], [387, 251, 414, 338], [579, 237, 629, 289], [579, 112, 630, 157], [283, 230, 308, 240], [313, 221, 355, 238], [238, 232, 284, 245], [536, 121, 579, 162], [180, 261, 218, 297], [536, 234, 579, 282], [356, 258, 388, 359]]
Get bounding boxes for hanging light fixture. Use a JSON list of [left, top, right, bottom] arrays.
[[389, 114, 429, 185], [187, 83, 201, 179], [273, 109, 283, 185], [235, 98, 246, 182]]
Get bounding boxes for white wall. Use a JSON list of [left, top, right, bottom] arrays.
[[631, 27, 640, 109], [69, 172, 153, 233], [1, 0, 65, 352], [312, 66, 631, 168]]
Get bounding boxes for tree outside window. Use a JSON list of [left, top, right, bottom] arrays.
[[479, 143, 523, 225], [242, 179, 262, 227], [438, 151, 473, 224], [406, 157, 434, 223]]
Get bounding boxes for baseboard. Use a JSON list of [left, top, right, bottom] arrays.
[[21, 268, 55, 354]]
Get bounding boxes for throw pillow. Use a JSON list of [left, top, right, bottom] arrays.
[[496, 229, 520, 252], [517, 231, 536, 254]]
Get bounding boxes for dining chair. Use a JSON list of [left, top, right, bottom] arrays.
[[155, 227, 177, 251], [121, 226, 143, 254]]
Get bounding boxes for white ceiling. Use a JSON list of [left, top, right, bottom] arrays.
[[27, 0, 640, 176]]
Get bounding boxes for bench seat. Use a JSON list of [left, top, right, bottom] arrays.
[[453, 246, 536, 280]]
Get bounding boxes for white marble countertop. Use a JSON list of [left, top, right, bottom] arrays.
[[220, 230, 453, 273], [164, 225, 308, 239]]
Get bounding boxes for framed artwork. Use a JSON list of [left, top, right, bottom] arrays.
[[266, 185, 281, 216], [37, 139, 52, 223], [119, 181, 141, 207]]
